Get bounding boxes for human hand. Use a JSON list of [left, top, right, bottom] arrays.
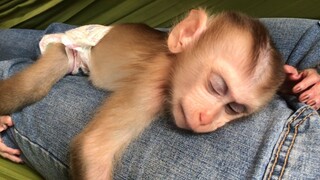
[[0, 116, 23, 163], [281, 65, 320, 110]]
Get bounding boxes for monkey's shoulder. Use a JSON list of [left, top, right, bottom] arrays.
[[95, 23, 169, 56], [102, 23, 167, 47], [114, 23, 166, 39]]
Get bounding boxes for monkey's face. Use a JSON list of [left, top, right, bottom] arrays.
[[171, 30, 266, 133]]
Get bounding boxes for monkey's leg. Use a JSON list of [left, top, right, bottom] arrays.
[[0, 43, 69, 115]]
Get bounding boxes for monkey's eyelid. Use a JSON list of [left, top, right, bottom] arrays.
[[226, 102, 247, 115], [233, 103, 247, 113], [207, 81, 218, 95], [225, 104, 237, 115], [215, 85, 227, 96], [207, 80, 226, 96], [209, 74, 228, 96]]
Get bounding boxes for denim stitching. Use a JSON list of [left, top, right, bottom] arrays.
[[267, 107, 307, 180], [278, 112, 316, 179], [13, 127, 68, 169]]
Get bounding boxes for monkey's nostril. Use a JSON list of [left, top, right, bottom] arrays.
[[199, 112, 212, 126]]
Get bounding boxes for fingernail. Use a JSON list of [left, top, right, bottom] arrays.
[[294, 86, 302, 92], [308, 100, 316, 106], [311, 105, 318, 110], [301, 94, 309, 102]]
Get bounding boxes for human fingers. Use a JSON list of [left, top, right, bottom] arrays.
[[279, 65, 303, 94], [0, 116, 13, 132], [293, 69, 320, 94], [300, 82, 320, 110], [283, 65, 302, 81], [298, 81, 320, 102], [0, 151, 23, 163], [0, 140, 23, 163]]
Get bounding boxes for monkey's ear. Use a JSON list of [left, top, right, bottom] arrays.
[[168, 9, 208, 53]]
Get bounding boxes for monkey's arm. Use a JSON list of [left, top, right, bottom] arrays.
[[70, 51, 171, 179], [0, 43, 69, 115], [70, 86, 165, 180], [68, 24, 170, 179]]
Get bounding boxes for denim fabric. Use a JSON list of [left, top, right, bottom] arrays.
[[264, 104, 320, 180], [0, 19, 319, 179], [261, 18, 320, 69], [114, 96, 294, 180]]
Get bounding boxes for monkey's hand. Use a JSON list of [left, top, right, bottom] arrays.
[[281, 65, 320, 110], [70, 129, 116, 180], [0, 116, 23, 163]]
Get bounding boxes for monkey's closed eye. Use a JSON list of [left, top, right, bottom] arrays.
[[207, 75, 227, 96], [207, 81, 219, 95], [225, 102, 246, 115]]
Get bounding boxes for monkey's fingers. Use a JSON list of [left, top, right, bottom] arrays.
[[293, 68, 320, 94]]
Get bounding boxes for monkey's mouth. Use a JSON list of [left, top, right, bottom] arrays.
[[179, 101, 192, 130]]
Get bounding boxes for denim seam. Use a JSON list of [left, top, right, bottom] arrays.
[[267, 107, 316, 180], [13, 127, 68, 169], [279, 112, 315, 179], [266, 106, 306, 180]]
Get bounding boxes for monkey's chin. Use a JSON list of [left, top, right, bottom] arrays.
[[172, 102, 192, 131]]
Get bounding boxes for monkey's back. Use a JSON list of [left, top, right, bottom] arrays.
[[89, 24, 170, 91]]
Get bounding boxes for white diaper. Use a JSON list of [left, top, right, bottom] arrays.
[[39, 25, 112, 74]]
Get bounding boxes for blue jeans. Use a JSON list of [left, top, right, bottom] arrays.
[[0, 19, 320, 180]]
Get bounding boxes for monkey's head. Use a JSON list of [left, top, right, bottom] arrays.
[[167, 9, 285, 133]]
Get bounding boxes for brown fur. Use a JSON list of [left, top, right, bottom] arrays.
[[70, 24, 173, 179], [0, 10, 285, 179], [0, 43, 69, 114]]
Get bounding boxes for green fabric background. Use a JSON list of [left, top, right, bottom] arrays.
[[1, 0, 320, 29], [0, 0, 320, 179]]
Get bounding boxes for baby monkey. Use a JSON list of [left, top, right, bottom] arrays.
[[0, 10, 285, 179]]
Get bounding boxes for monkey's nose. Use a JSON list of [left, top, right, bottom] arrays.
[[199, 112, 213, 126]]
